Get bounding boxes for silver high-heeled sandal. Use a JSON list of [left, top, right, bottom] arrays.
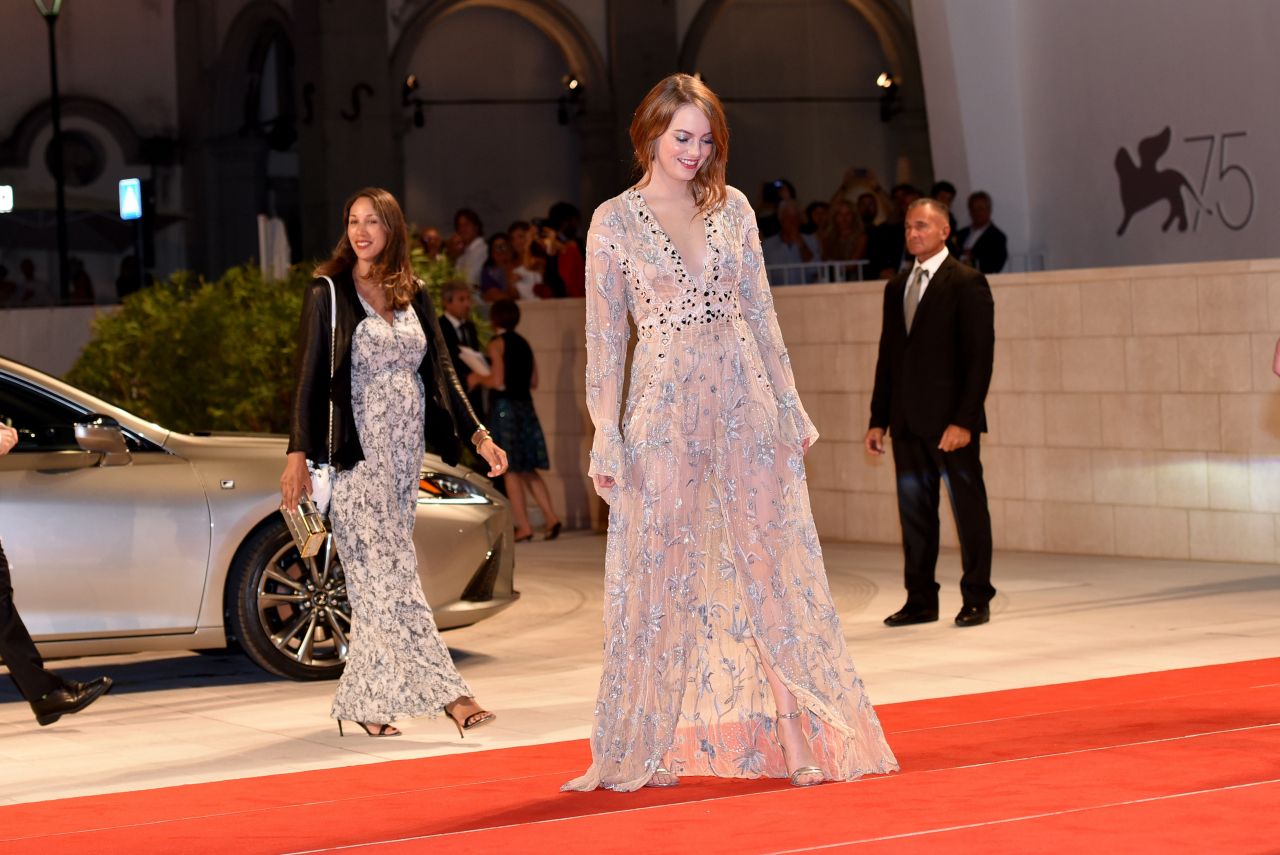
[[777, 710, 825, 787], [645, 765, 679, 788]]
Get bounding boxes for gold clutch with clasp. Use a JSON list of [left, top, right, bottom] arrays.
[[281, 496, 328, 559]]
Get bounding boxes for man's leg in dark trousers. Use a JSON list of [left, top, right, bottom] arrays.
[[891, 432, 943, 609], [0, 539, 63, 702], [940, 437, 996, 608]]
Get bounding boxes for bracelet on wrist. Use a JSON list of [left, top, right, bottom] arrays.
[[471, 427, 491, 447]]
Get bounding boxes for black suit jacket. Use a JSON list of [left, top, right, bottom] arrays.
[[288, 271, 481, 468], [953, 223, 1008, 274], [438, 313, 486, 417], [869, 255, 995, 439]]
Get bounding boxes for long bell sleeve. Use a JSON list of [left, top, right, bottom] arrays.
[[584, 209, 631, 501], [736, 197, 820, 448]]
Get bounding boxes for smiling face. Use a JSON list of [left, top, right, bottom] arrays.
[[347, 196, 388, 267], [904, 200, 950, 261], [652, 103, 714, 186]]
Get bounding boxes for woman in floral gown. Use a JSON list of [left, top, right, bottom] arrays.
[[282, 188, 507, 739], [564, 75, 899, 792]]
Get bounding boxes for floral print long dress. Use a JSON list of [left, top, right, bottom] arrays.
[[563, 187, 899, 792], [329, 295, 472, 724]]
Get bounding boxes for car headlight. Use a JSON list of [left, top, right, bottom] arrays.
[[418, 470, 491, 504]]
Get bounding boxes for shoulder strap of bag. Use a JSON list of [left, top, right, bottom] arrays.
[[319, 275, 337, 463]]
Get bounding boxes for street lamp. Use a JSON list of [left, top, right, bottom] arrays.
[[34, 0, 69, 303]]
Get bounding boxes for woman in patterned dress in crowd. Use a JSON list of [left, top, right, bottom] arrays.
[[281, 187, 507, 738], [472, 298, 562, 542], [563, 75, 899, 792]]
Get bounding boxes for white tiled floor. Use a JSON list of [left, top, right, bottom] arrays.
[[2, 533, 1277, 805]]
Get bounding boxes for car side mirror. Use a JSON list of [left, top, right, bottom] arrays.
[[75, 415, 130, 466]]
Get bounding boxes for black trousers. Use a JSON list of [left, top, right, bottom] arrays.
[[890, 431, 995, 609], [0, 539, 63, 702]]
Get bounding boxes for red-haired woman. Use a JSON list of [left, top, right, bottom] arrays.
[[282, 188, 507, 739], [565, 75, 898, 792]]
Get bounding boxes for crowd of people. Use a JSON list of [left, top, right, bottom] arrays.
[[757, 170, 1008, 284], [0, 255, 151, 308], [416, 201, 586, 306]]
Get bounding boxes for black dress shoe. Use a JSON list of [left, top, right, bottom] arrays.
[[954, 605, 990, 627], [884, 606, 939, 627], [31, 676, 113, 726]]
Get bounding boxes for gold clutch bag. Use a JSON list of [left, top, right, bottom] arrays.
[[282, 496, 329, 559]]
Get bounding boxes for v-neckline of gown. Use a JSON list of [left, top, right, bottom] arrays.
[[631, 188, 712, 286], [356, 290, 398, 327]]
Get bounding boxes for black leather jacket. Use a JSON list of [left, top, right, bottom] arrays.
[[287, 271, 482, 469]]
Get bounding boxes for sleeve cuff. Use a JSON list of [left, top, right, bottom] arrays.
[[588, 422, 625, 501], [778, 389, 820, 448]]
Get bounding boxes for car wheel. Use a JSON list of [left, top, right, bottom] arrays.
[[227, 516, 351, 681]]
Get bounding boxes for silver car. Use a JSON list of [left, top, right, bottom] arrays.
[[0, 357, 517, 680]]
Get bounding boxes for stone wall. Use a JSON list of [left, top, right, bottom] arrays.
[[7, 258, 1278, 563], [517, 259, 1280, 563]]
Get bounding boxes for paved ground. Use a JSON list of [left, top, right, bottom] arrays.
[[2, 531, 1277, 804]]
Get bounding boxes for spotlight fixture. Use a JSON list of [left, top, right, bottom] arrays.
[[557, 73, 583, 126], [877, 71, 900, 122], [402, 73, 420, 105], [403, 73, 426, 128]]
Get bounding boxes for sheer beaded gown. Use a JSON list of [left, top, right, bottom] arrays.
[[563, 187, 899, 792], [329, 293, 472, 725]]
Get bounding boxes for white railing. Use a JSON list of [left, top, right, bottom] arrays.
[[765, 260, 870, 286]]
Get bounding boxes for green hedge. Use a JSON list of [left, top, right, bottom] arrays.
[[66, 250, 471, 434]]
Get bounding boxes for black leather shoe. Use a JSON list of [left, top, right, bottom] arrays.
[[31, 677, 113, 726], [954, 605, 990, 627], [884, 606, 939, 627]]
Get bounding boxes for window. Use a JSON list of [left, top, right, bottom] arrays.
[[0, 377, 87, 452]]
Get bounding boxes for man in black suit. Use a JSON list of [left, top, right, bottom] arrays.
[[0, 423, 113, 725], [438, 279, 485, 413], [865, 198, 996, 627], [437, 279, 494, 480], [953, 191, 1008, 274]]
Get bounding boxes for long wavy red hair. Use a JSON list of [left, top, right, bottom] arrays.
[[315, 187, 417, 310], [630, 74, 729, 215]]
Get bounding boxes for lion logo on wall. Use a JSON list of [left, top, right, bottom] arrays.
[[1114, 127, 1202, 235]]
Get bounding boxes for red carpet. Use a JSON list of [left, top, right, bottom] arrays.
[[1, 658, 1276, 854]]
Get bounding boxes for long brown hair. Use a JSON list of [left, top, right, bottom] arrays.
[[630, 74, 729, 215], [315, 187, 418, 310]]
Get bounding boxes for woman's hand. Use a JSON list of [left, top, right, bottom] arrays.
[[280, 451, 311, 508], [0, 423, 18, 456], [593, 473, 616, 491], [476, 437, 508, 478]]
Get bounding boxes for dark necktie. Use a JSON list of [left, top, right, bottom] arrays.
[[904, 267, 926, 332]]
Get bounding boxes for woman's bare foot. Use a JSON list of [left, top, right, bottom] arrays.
[[645, 765, 679, 788], [445, 695, 496, 736]]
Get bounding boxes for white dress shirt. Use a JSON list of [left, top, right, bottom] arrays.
[[905, 245, 949, 308], [458, 237, 487, 286]]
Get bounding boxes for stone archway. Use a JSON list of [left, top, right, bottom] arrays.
[[0, 97, 145, 169], [177, 0, 296, 275], [678, 0, 933, 187], [389, 0, 614, 215]]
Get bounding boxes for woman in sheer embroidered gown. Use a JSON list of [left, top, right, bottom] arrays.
[[563, 75, 899, 792]]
